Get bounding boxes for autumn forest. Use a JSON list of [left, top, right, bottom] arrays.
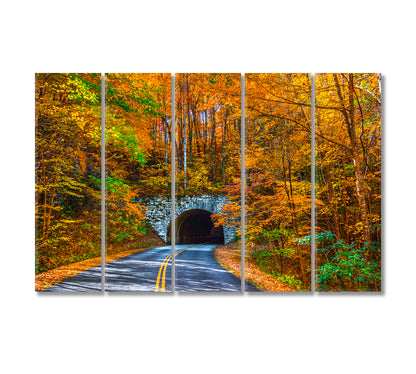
[[245, 74, 312, 291], [35, 73, 101, 274], [35, 73, 381, 292], [315, 74, 381, 291]]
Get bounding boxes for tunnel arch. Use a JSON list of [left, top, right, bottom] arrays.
[[167, 209, 224, 245], [140, 194, 236, 244]]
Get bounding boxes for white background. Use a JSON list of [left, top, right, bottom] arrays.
[[1, 1, 415, 373]]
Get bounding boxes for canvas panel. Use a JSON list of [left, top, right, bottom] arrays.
[[245, 73, 312, 292], [35, 73, 102, 292], [174, 73, 243, 292], [104, 73, 173, 292], [315, 73, 381, 292]]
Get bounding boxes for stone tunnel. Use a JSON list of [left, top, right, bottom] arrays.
[[138, 194, 237, 244]]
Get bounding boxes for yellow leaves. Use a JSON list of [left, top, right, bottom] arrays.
[[105, 73, 171, 196], [189, 166, 210, 190], [315, 73, 381, 248], [244, 75, 313, 289], [36, 73, 102, 274]]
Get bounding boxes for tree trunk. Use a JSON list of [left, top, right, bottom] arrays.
[[222, 110, 228, 185], [210, 108, 216, 183], [182, 75, 187, 190], [333, 73, 371, 243], [324, 163, 341, 240]]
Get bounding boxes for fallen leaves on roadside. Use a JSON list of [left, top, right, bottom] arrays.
[[214, 242, 294, 292]]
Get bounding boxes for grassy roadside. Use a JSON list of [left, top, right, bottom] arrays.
[[214, 241, 294, 292]]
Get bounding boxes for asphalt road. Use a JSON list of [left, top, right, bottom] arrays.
[[43, 244, 261, 292], [42, 265, 102, 292], [175, 244, 260, 292], [106, 245, 173, 292]]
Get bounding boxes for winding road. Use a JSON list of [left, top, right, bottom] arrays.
[[43, 244, 261, 292]]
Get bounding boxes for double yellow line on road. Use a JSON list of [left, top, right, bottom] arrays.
[[154, 244, 206, 292]]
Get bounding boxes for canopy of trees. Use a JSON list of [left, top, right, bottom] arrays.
[[35, 73, 101, 273], [244, 73, 312, 291], [315, 73, 381, 291], [175, 73, 241, 195], [105, 73, 171, 250]]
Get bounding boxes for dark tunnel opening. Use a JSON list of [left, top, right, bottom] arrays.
[[167, 209, 224, 245]]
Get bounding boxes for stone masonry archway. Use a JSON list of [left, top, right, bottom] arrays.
[[139, 194, 236, 244]]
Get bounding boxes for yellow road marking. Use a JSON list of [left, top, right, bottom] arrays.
[[155, 243, 207, 292], [155, 254, 172, 292], [161, 247, 188, 291]]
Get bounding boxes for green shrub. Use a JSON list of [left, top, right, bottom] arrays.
[[316, 233, 381, 291]]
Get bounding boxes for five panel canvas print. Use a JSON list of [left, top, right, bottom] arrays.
[[35, 73, 381, 293]]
